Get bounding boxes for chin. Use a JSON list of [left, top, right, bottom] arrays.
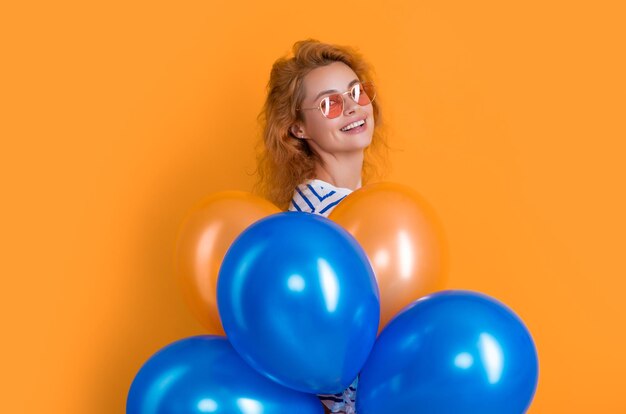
[[356, 133, 374, 148]]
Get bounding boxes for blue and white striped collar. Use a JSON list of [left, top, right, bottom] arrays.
[[305, 179, 355, 197], [289, 179, 359, 217]]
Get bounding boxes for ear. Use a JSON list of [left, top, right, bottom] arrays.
[[290, 123, 309, 140]]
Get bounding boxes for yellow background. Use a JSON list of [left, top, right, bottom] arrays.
[[1, 0, 624, 412]]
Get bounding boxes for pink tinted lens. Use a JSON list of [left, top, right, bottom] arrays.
[[320, 94, 344, 119], [355, 83, 375, 106]]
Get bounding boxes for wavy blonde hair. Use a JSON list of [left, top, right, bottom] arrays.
[[254, 39, 389, 210]]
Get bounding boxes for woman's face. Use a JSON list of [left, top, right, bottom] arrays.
[[293, 61, 375, 156]]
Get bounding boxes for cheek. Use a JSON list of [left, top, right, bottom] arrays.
[[307, 117, 340, 136]]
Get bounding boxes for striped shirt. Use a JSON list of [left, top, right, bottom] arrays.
[[288, 178, 359, 413], [288, 179, 354, 217]]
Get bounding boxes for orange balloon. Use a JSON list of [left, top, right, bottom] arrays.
[[175, 191, 280, 334], [329, 182, 448, 331]]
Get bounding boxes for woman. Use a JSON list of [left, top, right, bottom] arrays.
[[255, 39, 389, 414]]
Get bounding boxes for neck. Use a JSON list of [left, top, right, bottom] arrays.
[[313, 150, 364, 190]]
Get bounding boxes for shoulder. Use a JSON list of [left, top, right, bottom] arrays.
[[287, 179, 352, 217]]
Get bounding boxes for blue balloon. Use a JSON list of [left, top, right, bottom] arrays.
[[127, 336, 323, 414], [217, 212, 380, 394], [356, 291, 539, 414]]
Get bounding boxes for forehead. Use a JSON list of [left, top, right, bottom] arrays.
[[302, 61, 358, 99]]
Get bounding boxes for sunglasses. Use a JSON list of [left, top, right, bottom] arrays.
[[297, 82, 376, 119]]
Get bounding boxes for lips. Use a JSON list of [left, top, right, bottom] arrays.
[[340, 116, 367, 132]]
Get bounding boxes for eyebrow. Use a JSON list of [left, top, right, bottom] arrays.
[[313, 79, 360, 101]]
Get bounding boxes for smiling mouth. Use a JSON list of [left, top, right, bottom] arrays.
[[340, 118, 366, 132]]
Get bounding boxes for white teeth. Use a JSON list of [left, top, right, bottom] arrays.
[[341, 119, 365, 132]]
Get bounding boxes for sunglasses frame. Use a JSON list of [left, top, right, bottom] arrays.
[[297, 82, 376, 119]]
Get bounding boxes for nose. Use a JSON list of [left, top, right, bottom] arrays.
[[343, 95, 359, 116]]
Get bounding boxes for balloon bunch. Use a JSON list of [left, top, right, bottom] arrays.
[[128, 184, 539, 414]]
